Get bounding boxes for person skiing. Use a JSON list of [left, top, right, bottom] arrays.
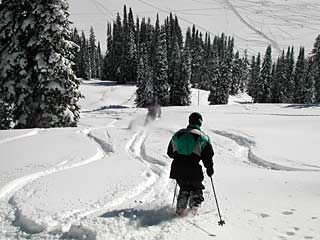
[[167, 112, 214, 216], [145, 98, 161, 125]]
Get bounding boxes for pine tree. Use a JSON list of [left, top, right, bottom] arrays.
[[80, 31, 90, 79], [151, 15, 170, 105], [136, 43, 153, 107], [247, 56, 257, 101], [88, 26, 97, 78], [102, 23, 113, 80], [113, 13, 123, 82], [272, 51, 286, 103], [71, 28, 81, 78], [0, 0, 81, 128], [258, 45, 272, 102], [95, 42, 103, 79], [311, 35, 320, 103], [284, 46, 295, 102], [239, 51, 250, 92], [230, 51, 242, 95], [293, 47, 306, 103], [304, 58, 315, 103], [208, 34, 233, 104]]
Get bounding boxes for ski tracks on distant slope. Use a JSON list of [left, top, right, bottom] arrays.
[[0, 121, 117, 237], [219, 0, 281, 53]]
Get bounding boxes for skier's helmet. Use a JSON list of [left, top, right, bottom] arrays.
[[189, 112, 203, 127]]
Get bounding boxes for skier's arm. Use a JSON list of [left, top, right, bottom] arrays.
[[201, 141, 214, 170], [167, 139, 175, 158]]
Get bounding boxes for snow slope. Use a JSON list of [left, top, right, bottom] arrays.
[[68, 0, 320, 55], [1, 80, 320, 240]]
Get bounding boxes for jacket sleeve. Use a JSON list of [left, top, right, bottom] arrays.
[[167, 138, 175, 158], [201, 140, 214, 169]]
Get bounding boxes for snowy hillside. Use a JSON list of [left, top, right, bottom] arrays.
[[1, 80, 320, 240], [68, 0, 320, 55]]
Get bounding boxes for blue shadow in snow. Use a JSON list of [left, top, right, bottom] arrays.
[[283, 104, 320, 109], [100, 206, 176, 227]]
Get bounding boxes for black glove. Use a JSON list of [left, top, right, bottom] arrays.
[[206, 167, 214, 177]]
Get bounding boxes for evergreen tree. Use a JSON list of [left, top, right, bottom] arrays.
[[257, 45, 272, 102], [79, 31, 90, 79], [272, 51, 286, 103], [112, 13, 123, 82], [88, 26, 97, 78], [71, 28, 81, 78], [0, 0, 81, 128], [151, 16, 170, 105], [248, 53, 261, 102], [102, 23, 113, 80], [311, 35, 320, 103], [95, 42, 102, 79], [247, 56, 257, 101], [208, 34, 233, 104], [239, 51, 250, 92], [304, 58, 315, 103], [293, 47, 306, 103], [284, 46, 295, 102], [136, 43, 153, 107], [230, 51, 242, 95]]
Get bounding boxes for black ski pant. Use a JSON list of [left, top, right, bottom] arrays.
[[176, 179, 204, 209]]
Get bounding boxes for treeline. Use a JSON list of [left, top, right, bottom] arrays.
[[248, 37, 320, 104], [71, 5, 320, 106], [70, 27, 103, 80], [72, 6, 250, 106]]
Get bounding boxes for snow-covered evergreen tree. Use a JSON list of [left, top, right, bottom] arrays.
[[272, 51, 286, 103], [284, 46, 295, 103], [230, 51, 242, 95], [135, 44, 153, 107], [304, 58, 315, 103], [0, 0, 81, 128], [257, 45, 272, 102], [151, 16, 170, 106], [293, 47, 306, 103], [247, 56, 257, 101]]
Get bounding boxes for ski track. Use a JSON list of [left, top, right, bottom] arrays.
[[0, 129, 40, 145], [219, 0, 281, 53], [0, 121, 118, 238], [65, 126, 199, 240], [212, 129, 320, 172]]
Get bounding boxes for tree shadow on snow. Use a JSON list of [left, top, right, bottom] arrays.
[[283, 104, 320, 109], [100, 206, 176, 227], [82, 105, 130, 113]]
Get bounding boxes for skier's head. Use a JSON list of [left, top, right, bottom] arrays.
[[189, 112, 203, 127]]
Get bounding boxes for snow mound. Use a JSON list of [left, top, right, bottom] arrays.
[[62, 224, 97, 240]]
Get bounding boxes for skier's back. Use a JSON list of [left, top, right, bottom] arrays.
[[167, 112, 214, 215]]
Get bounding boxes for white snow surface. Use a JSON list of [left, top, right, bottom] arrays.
[[68, 0, 320, 56], [1, 80, 320, 240]]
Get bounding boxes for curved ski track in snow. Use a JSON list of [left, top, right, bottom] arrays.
[[72, 129, 160, 219], [0, 122, 118, 236], [212, 130, 320, 171]]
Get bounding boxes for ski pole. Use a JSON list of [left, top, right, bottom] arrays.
[[210, 177, 225, 226], [172, 181, 178, 208]]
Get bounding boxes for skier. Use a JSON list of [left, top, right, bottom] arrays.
[[167, 112, 214, 216], [144, 98, 161, 125]]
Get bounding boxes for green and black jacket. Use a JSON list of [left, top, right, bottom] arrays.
[[167, 124, 214, 181]]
